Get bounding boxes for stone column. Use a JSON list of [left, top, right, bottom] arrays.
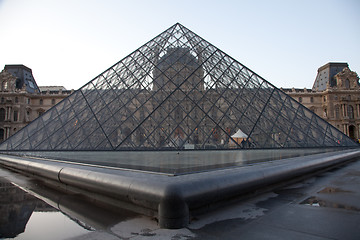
[[7, 107, 12, 121], [6, 127, 10, 139], [345, 124, 349, 135], [343, 124, 347, 135], [5, 107, 8, 120]]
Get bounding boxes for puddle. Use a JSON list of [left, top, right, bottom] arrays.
[[0, 170, 165, 240], [301, 196, 360, 211], [318, 187, 352, 194], [301, 197, 321, 207], [13, 211, 91, 240], [0, 178, 92, 239]]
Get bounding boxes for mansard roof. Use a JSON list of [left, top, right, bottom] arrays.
[[312, 62, 348, 91], [4, 64, 40, 93]]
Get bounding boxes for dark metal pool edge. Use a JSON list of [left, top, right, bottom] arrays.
[[0, 149, 359, 229]]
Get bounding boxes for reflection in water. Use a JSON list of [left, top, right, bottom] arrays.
[[301, 196, 360, 211], [15, 212, 90, 240], [0, 177, 89, 239], [0, 169, 144, 240], [0, 178, 50, 238]]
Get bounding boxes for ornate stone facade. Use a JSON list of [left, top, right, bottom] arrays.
[[283, 63, 360, 141], [0, 65, 72, 142]]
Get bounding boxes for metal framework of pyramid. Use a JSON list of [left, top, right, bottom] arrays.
[[0, 23, 356, 151]]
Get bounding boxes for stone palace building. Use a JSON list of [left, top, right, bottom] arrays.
[[0, 65, 72, 142], [0, 62, 359, 143], [284, 62, 360, 141]]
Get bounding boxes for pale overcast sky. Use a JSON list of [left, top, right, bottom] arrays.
[[0, 0, 359, 90]]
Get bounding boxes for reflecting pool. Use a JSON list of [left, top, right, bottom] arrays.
[[2, 147, 342, 175]]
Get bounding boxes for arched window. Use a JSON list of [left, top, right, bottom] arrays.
[[16, 79, 22, 89], [349, 125, 356, 140], [298, 97, 302, 103], [335, 105, 340, 119], [13, 110, 18, 122], [0, 129, 4, 141], [0, 108, 5, 121], [26, 109, 31, 122], [15, 97, 18, 103], [310, 97, 314, 103], [348, 105, 354, 119], [39, 99, 43, 105], [38, 110, 45, 117]]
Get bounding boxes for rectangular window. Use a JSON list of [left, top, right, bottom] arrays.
[[13, 111, 18, 122]]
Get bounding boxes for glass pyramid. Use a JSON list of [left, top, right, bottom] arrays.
[[0, 23, 356, 150]]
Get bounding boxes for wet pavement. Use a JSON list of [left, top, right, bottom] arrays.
[[190, 159, 360, 240], [1, 158, 360, 239]]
